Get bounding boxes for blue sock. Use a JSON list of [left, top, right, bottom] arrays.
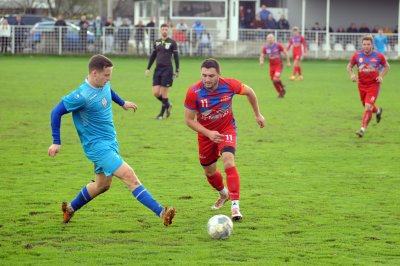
[[132, 185, 163, 217], [70, 186, 92, 211]]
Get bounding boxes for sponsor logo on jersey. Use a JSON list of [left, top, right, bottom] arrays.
[[221, 95, 230, 102], [359, 57, 363, 63], [200, 109, 230, 121], [102, 97, 107, 108]]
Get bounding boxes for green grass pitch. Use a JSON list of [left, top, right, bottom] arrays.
[[0, 56, 399, 265]]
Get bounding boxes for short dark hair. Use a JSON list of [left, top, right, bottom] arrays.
[[88, 54, 113, 72], [160, 23, 169, 28], [201, 58, 221, 73]]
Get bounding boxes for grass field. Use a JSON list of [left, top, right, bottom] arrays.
[[0, 55, 399, 265]]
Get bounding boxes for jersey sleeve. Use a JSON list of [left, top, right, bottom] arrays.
[[62, 89, 86, 112], [172, 39, 178, 53], [350, 52, 358, 66], [184, 88, 198, 110], [286, 38, 293, 50], [277, 43, 285, 52], [379, 53, 387, 66], [227, 79, 246, 95], [261, 45, 266, 54], [301, 36, 307, 53]]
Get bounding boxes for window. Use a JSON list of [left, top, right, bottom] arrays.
[[171, 0, 227, 19]]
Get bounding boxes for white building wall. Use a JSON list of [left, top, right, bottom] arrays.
[[287, 0, 398, 30]]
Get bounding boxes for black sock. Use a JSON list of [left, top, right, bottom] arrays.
[[156, 95, 162, 102], [160, 98, 169, 116]]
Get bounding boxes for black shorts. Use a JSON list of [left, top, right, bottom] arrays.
[[152, 66, 173, 87]]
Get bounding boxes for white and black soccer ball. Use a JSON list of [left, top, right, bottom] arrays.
[[207, 214, 233, 240]]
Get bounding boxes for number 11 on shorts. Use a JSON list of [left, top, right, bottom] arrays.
[[225, 134, 233, 141]]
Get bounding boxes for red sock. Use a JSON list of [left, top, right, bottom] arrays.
[[292, 66, 297, 76], [225, 166, 240, 200], [362, 110, 372, 128], [372, 106, 378, 113], [273, 81, 281, 95], [298, 66, 302, 75], [206, 171, 224, 191]]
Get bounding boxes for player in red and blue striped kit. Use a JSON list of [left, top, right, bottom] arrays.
[[286, 26, 307, 80], [347, 35, 390, 137], [260, 34, 291, 98], [184, 59, 265, 221]]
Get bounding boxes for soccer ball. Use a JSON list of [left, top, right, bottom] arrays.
[[207, 214, 233, 240]]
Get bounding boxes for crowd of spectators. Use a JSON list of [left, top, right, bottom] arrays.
[[1, 10, 399, 55]]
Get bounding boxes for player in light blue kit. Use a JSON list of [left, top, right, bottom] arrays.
[[374, 29, 388, 55], [48, 54, 175, 226]]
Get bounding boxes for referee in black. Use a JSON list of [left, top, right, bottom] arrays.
[[145, 23, 180, 120]]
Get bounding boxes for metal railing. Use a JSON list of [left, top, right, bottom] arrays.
[[1, 26, 398, 59]]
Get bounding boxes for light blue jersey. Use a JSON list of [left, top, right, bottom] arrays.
[[374, 34, 388, 55], [62, 80, 120, 168]]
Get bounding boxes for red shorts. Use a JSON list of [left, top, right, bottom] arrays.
[[270, 63, 283, 80], [293, 53, 302, 61], [359, 88, 379, 105], [198, 128, 237, 166]]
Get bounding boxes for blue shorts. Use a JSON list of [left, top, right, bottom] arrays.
[[93, 148, 124, 177]]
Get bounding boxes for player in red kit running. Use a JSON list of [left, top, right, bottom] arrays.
[[347, 35, 390, 137], [260, 34, 291, 98], [184, 59, 265, 221], [286, 26, 307, 80]]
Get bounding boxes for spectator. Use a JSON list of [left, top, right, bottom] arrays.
[[55, 15, 67, 49], [192, 19, 204, 41], [239, 5, 245, 28], [371, 25, 379, 34], [175, 19, 188, 55], [146, 17, 156, 54], [337, 26, 345, 33], [265, 14, 277, 30], [118, 18, 131, 53], [0, 19, 11, 53], [197, 31, 212, 57], [176, 19, 188, 31], [192, 19, 204, 51], [278, 15, 289, 30], [251, 14, 265, 40], [259, 4, 271, 25], [104, 17, 115, 53], [79, 16, 88, 52], [244, 8, 254, 29], [311, 22, 321, 31], [14, 15, 25, 53], [336, 26, 346, 45], [252, 14, 265, 30], [383, 27, 392, 34], [134, 20, 146, 55], [347, 23, 358, 33], [359, 23, 370, 33], [92, 16, 103, 51]]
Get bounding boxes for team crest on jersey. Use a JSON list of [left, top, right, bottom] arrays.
[[359, 57, 363, 63], [102, 97, 107, 108], [165, 43, 171, 49]]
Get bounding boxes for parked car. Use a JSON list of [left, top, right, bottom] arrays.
[[0, 14, 56, 25], [29, 21, 95, 51]]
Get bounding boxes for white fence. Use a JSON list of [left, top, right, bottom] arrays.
[[1, 25, 399, 59]]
